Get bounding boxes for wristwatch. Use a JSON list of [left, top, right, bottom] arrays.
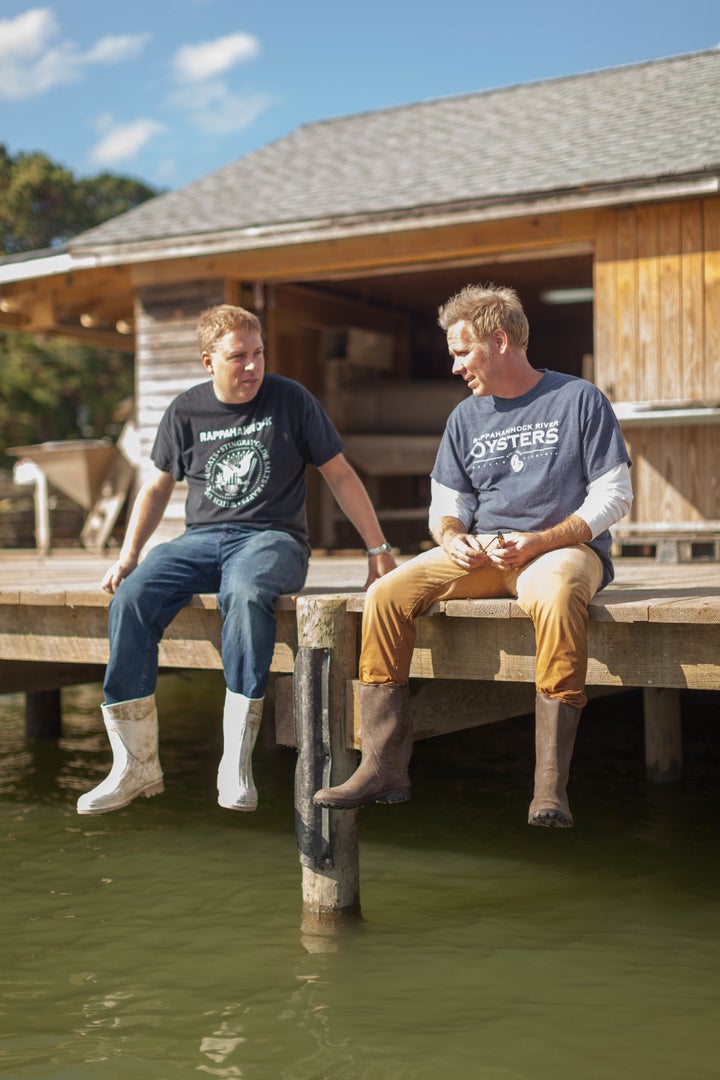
[[366, 541, 393, 557]]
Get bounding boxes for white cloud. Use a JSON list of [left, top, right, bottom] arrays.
[[84, 34, 150, 65], [172, 32, 260, 83], [169, 80, 277, 135], [0, 6, 56, 57], [0, 7, 150, 101], [90, 118, 166, 166]]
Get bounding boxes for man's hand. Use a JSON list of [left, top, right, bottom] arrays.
[[485, 515, 592, 572], [442, 531, 491, 571], [101, 555, 139, 595], [485, 531, 540, 572], [363, 550, 397, 589]]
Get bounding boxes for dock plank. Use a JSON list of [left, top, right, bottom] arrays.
[[1, 552, 718, 691]]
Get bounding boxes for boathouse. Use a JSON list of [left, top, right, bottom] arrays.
[[1, 48, 719, 553]]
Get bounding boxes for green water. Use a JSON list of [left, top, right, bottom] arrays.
[[1, 675, 719, 1079]]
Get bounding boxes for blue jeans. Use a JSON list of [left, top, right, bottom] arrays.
[[103, 526, 309, 704]]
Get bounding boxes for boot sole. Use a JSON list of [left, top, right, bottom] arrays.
[[77, 779, 164, 815], [528, 811, 573, 828], [313, 789, 411, 810]]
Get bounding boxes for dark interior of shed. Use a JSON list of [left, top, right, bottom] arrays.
[[307, 251, 594, 381], [297, 251, 595, 552]]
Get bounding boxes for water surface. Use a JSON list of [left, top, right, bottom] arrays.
[[1, 676, 719, 1078]]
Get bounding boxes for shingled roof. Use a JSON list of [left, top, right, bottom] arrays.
[[69, 48, 720, 253]]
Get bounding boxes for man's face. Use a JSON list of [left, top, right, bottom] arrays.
[[202, 328, 265, 404], [446, 320, 504, 396]]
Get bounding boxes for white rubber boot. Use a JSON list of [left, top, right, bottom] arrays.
[[217, 690, 264, 811], [77, 695, 164, 815]]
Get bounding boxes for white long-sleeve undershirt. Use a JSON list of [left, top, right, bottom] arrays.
[[428, 462, 633, 540]]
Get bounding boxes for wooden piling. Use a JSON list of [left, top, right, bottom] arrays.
[[25, 689, 62, 738], [294, 595, 360, 917], [643, 687, 683, 782]]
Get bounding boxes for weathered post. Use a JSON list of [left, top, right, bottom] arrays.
[[26, 689, 62, 738], [643, 687, 682, 782], [294, 595, 360, 918]]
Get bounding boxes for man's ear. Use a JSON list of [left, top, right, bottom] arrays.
[[201, 351, 213, 373], [494, 329, 509, 352]]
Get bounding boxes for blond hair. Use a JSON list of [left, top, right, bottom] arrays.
[[197, 304, 262, 354], [438, 283, 529, 350]]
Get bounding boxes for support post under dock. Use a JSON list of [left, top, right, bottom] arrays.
[[294, 595, 360, 918], [643, 687, 683, 783], [25, 689, 62, 738]]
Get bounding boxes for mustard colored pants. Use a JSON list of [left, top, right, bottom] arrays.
[[359, 544, 604, 709]]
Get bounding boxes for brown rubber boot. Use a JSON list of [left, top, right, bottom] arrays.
[[528, 693, 582, 829], [313, 683, 412, 809]]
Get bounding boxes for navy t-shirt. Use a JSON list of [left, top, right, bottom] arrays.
[[151, 374, 345, 549], [431, 371, 631, 587]]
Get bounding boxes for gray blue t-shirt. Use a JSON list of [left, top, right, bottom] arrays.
[[431, 370, 630, 587], [151, 374, 345, 550]]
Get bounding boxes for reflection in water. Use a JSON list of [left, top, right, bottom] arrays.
[[1, 677, 719, 1078]]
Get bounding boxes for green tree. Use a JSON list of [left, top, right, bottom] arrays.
[[0, 334, 134, 460], [0, 144, 159, 253], [0, 146, 159, 468]]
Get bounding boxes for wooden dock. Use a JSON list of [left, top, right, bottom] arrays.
[[1, 549, 719, 917]]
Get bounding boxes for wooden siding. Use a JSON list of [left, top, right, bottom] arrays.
[[594, 198, 720, 403], [135, 280, 226, 463], [594, 198, 720, 526], [134, 279, 227, 527], [621, 425, 720, 523]]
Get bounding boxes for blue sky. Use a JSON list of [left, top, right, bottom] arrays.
[[1, 0, 719, 194]]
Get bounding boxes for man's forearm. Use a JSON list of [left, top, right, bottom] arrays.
[[325, 466, 387, 550], [536, 513, 592, 551], [118, 479, 174, 561], [430, 515, 470, 550]]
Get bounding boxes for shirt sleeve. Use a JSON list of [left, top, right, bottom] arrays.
[[430, 410, 475, 493], [580, 387, 632, 482], [575, 462, 633, 538], [295, 385, 345, 467], [428, 479, 476, 531], [150, 402, 186, 480]]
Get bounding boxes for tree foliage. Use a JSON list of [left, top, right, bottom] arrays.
[[0, 333, 134, 460], [0, 144, 159, 254], [0, 146, 159, 467]]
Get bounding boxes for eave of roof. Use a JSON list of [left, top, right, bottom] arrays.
[[1, 171, 716, 286]]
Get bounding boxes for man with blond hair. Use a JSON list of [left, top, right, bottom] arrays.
[[315, 283, 632, 828], [77, 304, 395, 816]]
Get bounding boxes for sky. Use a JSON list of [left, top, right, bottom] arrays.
[[1, 0, 719, 195]]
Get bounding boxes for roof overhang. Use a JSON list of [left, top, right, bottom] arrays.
[[0, 171, 717, 347], [64, 172, 720, 268]]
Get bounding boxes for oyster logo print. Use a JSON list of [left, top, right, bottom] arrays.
[[469, 421, 560, 472], [205, 439, 270, 508]]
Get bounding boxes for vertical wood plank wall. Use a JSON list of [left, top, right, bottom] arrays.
[[620, 426, 720, 522], [594, 197, 720, 403], [594, 198, 720, 525]]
